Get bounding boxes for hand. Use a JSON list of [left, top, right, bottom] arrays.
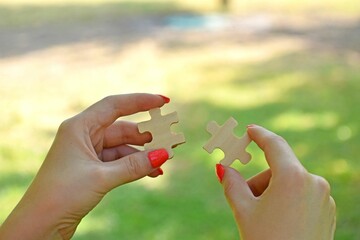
[[0, 93, 170, 240], [216, 125, 336, 240]]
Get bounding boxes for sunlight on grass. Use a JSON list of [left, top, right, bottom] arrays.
[[1, 1, 359, 238], [75, 212, 113, 237], [331, 159, 350, 176], [154, 225, 177, 240], [337, 125, 353, 141], [199, 74, 306, 109], [167, 38, 308, 108], [270, 111, 339, 131], [206, 149, 225, 164]]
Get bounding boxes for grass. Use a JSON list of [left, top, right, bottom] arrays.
[[1, 0, 360, 28], [0, 1, 359, 239], [0, 1, 179, 28]]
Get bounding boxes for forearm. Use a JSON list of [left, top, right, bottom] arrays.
[[0, 94, 169, 240], [0, 209, 62, 239], [0, 184, 65, 240]]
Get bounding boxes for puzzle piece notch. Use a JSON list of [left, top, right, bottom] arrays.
[[138, 108, 186, 158], [203, 117, 252, 166]]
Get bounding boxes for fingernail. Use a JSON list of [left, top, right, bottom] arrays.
[[148, 149, 169, 168], [158, 168, 164, 175], [158, 95, 170, 103], [215, 164, 225, 183], [247, 124, 257, 128]]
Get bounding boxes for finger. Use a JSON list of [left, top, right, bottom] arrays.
[[82, 93, 167, 129], [247, 125, 303, 176], [218, 164, 255, 215], [329, 196, 337, 222], [103, 149, 169, 189], [102, 145, 139, 162], [247, 168, 272, 197], [330, 215, 336, 240], [148, 168, 164, 178], [103, 121, 152, 148]]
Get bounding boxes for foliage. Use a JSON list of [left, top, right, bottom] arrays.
[[0, 1, 359, 239]]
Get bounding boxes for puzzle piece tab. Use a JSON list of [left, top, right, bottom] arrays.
[[203, 117, 251, 166], [138, 108, 186, 158]]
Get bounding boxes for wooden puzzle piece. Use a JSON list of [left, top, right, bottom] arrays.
[[203, 117, 251, 166], [138, 108, 186, 158]]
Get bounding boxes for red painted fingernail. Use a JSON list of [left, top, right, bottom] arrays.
[[158, 168, 164, 175], [158, 95, 170, 103], [215, 164, 225, 183], [148, 149, 169, 168]]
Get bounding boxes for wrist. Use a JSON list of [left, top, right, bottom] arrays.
[[0, 182, 68, 240]]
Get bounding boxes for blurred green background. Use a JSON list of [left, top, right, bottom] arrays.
[[0, 0, 359, 239]]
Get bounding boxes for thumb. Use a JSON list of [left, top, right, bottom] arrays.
[[216, 164, 255, 216], [104, 148, 169, 189]]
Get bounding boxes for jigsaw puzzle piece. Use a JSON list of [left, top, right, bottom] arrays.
[[138, 108, 185, 158], [204, 118, 237, 153], [220, 132, 251, 165], [203, 117, 252, 166]]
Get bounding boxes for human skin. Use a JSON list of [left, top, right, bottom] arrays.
[[0, 94, 336, 240], [216, 125, 336, 240], [0, 93, 170, 240]]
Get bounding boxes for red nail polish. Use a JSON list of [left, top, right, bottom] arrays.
[[148, 149, 169, 168], [215, 164, 225, 183], [158, 168, 164, 175], [158, 95, 170, 103]]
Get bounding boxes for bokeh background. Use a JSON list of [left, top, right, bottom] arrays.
[[0, 0, 359, 239]]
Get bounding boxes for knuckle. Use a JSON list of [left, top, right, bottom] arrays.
[[329, 196, 337, 211], [58, 118, 72, 132], [58, 117, 78, 135], [281, 166, 308, 190], [91, 166, 107, 184], [287, 165, 307, 182], [271, 134, 288, 147], [124, 155, 143, 178], [102, 95, 114, 103], [271, 132, 286, 142], [263, 133, 288, 150], [120, 123, 134, 142], [315, 176, 331, 194], [223, 180, 236, 196], [292, 166, 308, 180], [58, 115, 86, 137]]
